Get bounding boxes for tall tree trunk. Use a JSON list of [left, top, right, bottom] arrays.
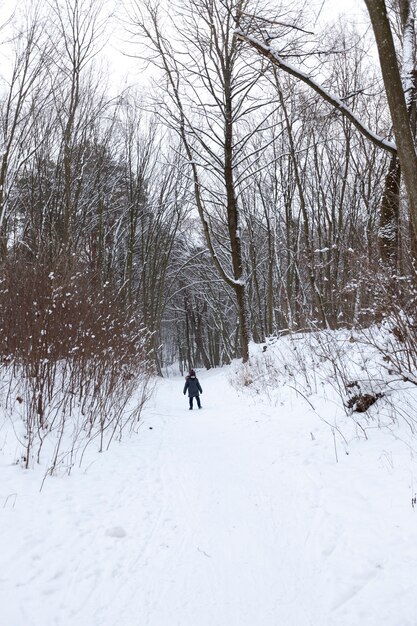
[[379, 154, 401, 265], [224, 50, 251, 362], [365, 0, 417, 256]]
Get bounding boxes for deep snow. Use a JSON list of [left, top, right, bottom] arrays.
[[1, 363, 417, 626]]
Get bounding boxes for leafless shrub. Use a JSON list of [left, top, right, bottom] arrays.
[[231, 314, 417, 440], [0, 257, 154, 471]]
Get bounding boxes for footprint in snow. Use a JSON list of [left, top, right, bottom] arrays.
[[105, 526, 127, 538]]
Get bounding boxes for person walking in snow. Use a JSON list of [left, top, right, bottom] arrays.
[[183, 369, 203, 410]]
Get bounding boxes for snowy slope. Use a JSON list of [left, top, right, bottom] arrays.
[[1, 365, 417, 626]]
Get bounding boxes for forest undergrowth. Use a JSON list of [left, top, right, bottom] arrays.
[[0, 261, 155, 476], [230, 317, 417, 444]]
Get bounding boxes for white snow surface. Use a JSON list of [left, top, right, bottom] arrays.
[[2, 350, 417, 625]]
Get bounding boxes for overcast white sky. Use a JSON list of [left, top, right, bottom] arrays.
[[110, 0, 373, 89], [320, 0, 366, 20], [0, 0, 373, 92]]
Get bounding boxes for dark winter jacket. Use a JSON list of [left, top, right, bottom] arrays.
[[183, 376, 202, 398]]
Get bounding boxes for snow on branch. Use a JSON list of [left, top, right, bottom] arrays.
[[237, 12, 314, 35], [234, 30, 397, 155], [401, 8, 415, 112]]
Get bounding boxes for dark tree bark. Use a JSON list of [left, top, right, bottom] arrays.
[[379, 154, 401, 264], [364, 0, 417, 252]]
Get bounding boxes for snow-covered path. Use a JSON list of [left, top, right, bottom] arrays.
[[2, 368, 417, 626]]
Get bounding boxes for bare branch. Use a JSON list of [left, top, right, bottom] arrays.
[[235, 29, 397, 155]]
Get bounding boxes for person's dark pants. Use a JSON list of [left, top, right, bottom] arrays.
[[189, 395, 201, 409]]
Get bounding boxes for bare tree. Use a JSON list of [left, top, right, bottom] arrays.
[[48, 0, 109, 253], [235, 2, 417, 269], [0, 4, 52, 259], [128, 0, 278, 362]]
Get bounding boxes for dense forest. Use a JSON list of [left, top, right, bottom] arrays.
[[1, 0, 417, 464]]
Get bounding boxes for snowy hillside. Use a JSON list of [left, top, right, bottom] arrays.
[[2, 339, 417, 626]]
